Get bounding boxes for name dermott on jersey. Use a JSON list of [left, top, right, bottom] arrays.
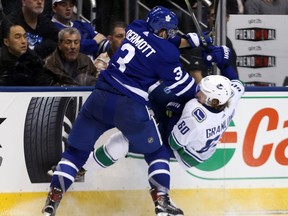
[[126, 29, 156, 57]]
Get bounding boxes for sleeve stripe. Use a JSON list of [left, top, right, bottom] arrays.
[[169, 133, 182, 150], [177, 148, 202, 167], [167, 73, 189, 90], [175, 79, 194, 96]]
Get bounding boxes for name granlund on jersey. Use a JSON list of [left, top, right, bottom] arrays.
[[205, 110, 235, 139]]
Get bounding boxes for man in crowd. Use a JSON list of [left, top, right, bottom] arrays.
[[2, 0, 60, 59], [44, 27, 98, 86], [0, 22, 56, 86], [94, 21, 126, 77], [51, 0, 108, 58]]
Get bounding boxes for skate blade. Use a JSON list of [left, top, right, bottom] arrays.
[[157, 213, 169, 216]]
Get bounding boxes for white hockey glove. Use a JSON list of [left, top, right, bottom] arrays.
[[185, 32, 213, 48]]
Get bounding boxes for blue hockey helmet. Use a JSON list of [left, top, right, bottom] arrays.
[[146, 6, 178, 38]]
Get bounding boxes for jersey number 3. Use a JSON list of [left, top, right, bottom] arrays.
[[116, 43, 135, 72]]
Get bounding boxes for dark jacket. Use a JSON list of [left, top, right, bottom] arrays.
[[0, 46, 56, 86], [44, 48, 98, 86], [3, 9, 59, 59]]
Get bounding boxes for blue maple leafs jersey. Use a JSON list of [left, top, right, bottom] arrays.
[[100, 20, 197, 105]]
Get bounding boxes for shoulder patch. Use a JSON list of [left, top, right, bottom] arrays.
[[192, 107, 206, 122]]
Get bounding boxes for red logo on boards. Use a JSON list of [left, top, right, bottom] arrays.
[[237, 55, 276, 68], [235, 28, 276, 41]]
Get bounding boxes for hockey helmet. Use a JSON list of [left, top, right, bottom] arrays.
[[197, 75, 232, 106], [146, 6, 178, 38]]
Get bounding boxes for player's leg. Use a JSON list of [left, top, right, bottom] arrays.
[[145, 146, 184, 216], [93, 130, 129, 168], [93, 94, 163, 167], [42, 89, 113, 216], [115, 95, 163, 154], [112, 93, 183, 215]]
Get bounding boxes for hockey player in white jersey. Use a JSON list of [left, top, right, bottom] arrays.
[[169, 73, 244, 169]]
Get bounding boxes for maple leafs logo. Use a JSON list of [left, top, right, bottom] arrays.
[[165, 15, 171, 22]]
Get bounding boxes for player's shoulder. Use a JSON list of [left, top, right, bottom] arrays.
[[184, 99, 209, 123], [231, 79, 245, 94], [148, 35, 180, 62]]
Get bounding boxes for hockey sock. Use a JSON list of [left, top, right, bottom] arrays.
[[50, 159, 79, 192], [148, 158, 170, 194]]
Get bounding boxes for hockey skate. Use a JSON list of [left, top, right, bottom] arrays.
[[150, 188, 184, 216], [42, 187, 63, 216]]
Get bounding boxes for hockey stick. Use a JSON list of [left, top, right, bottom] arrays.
[[184, 0, 210, 49], [183, 0, 214, 75]]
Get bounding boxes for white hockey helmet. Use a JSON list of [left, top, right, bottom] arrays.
[[197, 75, 232, 106]]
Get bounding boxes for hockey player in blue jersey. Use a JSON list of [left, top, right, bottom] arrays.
[[42, 6, 213, 216], [92, 45, 244, 216]]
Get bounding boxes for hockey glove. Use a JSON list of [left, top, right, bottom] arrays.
[[202, 45, 231, 67], [166, 101, 182, 118], [185, 32, 213, 48]]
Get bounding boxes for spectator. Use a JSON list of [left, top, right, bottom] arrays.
[[44, 27, 98, 86], [0, 22, 56, 86], [1, 0, 60, 59], [94, 21, 126, 76], [244, 0, 288, 14], [51, 0, 108, 59]]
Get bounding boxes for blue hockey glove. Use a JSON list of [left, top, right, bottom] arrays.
[[166, 101, 182, 118], [185, 32, 213, 48], [202, 45, 231, 67]]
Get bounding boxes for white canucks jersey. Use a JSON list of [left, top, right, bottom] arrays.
[[169, 80, 245, 169]]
